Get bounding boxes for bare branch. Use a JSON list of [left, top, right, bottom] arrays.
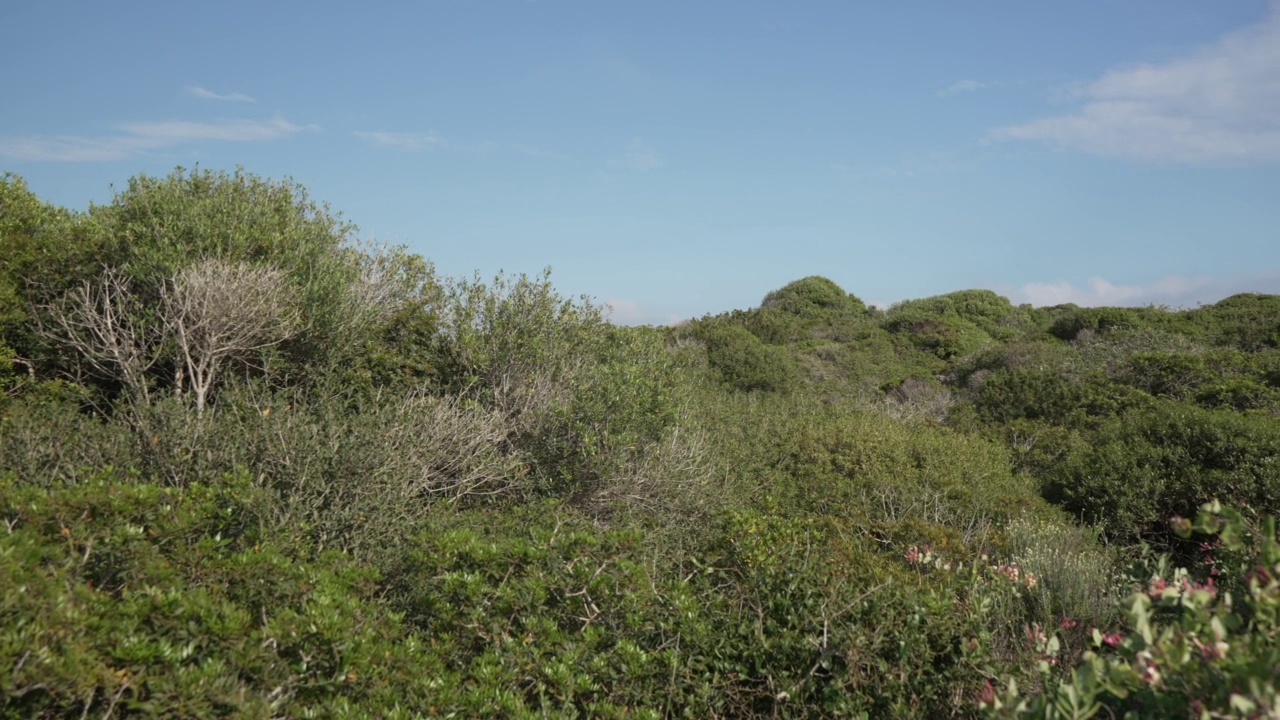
[[41, 270, 162, 402], [163, 259, 300, 411]]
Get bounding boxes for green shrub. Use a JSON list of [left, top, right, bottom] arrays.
[[1, 175, 121, 390], [0, 395, 136, 487], [0, 471, 449, 718], [1045, 401, 1280, 546], [1120, 352, 1215, 401], [1048, 307, 1154, 342], [761, 276, 867, 318], [758, 404, 1040, 544], [883, 311, 995, 361], [696, 322, 798, 392], [434, 271, 682, 495], [1185, 293, 1280, 350], [984, 502, 1280, 719], [976, 369, 1091, 426], [890, 290, 1030, 339], [1195, 377, 1280, 413]]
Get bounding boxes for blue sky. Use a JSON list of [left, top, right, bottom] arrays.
[[3, 1, 1278, 324]]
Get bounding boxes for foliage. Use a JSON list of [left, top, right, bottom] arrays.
[[7, 169, 1280, 718], [983, 502, 1280, 719], [1043, 401, 1280, 546], [889, 290, 1031, 339], [1047, 306, 1161, 342], [433, 270, 682, 496], [1001, 513, 1126, 631], [761, 276, 867, 318], [1, 174, 119, 390], [695, 321, 799, 392], [85, 167, 381, 386], [0, 471, 447, 718], [883, 305, 997, 361], [1186, 293, 1280, 351]]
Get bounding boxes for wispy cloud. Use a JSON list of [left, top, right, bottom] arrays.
[[991, 5, 1280, 164], [938, 79, 988, 97], [0, 117, 307, 162], [355, 130, 564, 159], [186, 86, 256, 103], [354, 130, 447, 151], [611, 138, 665, 171], [1007, 272, 1280, 308]]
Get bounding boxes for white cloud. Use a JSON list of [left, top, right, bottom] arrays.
[[991, 5, 1280, 164], [611, 138, 665, 171], [186, 86, 256, 103], [1008, 272, 1280, 308], [938, 79, 987, 97], [0, 117, 306, 162], [354, 130, 447, 151], [119, 118, 302, 143], [355, 131, 563, 159]]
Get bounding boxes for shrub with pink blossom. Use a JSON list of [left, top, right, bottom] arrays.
[[981, 501, 1280, 719]]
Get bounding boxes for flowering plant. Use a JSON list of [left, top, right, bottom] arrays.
[[981, 501, 1280, 719]]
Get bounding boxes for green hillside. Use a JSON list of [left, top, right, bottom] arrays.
[[4, 169, 1280, 718]]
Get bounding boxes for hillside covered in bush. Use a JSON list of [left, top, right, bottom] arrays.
[[3, 169, 1280, 718]]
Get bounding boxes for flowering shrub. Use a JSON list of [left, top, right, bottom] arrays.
[[981, 501, 1280, 719]]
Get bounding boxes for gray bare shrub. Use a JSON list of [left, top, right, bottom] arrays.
[[162, 259, 300, 411], [583, 423, 715, 521], [41, 270, 163, 403], [208, 384, 521, 560], [882, 376, 953, 423]]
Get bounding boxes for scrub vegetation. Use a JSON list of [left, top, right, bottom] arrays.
[[3, 169, 1279, 718]]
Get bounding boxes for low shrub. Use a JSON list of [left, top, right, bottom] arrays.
[[0, 471, 447, 718], [983, 502, 1280, 719], [1044, 401, 1280, 546], [696, 322, 798, 392]]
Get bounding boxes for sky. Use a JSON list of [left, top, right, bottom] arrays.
[[2, 1, 1279, 324]]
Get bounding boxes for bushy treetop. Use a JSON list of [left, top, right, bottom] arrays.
[[760, 276, 867, 317]]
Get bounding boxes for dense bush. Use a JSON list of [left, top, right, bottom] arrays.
[[985, 502, 1280, 719], [433, 271, 683, 496], [6, 169, 1280, 718], [695, 321, 798, 392], [761, 276, 867, 318], [0, 471, 451, 718], [883, 310, 995, 361], [889, 290, 1031, 339], [1186, 293, 1280, 350], [1047, 306, 1157, 342], [976, 368, 1093, 426], [1044, 401, 1280, 547]]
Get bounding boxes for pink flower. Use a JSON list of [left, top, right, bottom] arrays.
[[980, 679, 996, 705], [1136, 651, 1161, 686], [1148, 577, 1169, 597], [1059, 617, 1077, 630], [1102, 632, 1124, 648], [905, 547, 920, 563]]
